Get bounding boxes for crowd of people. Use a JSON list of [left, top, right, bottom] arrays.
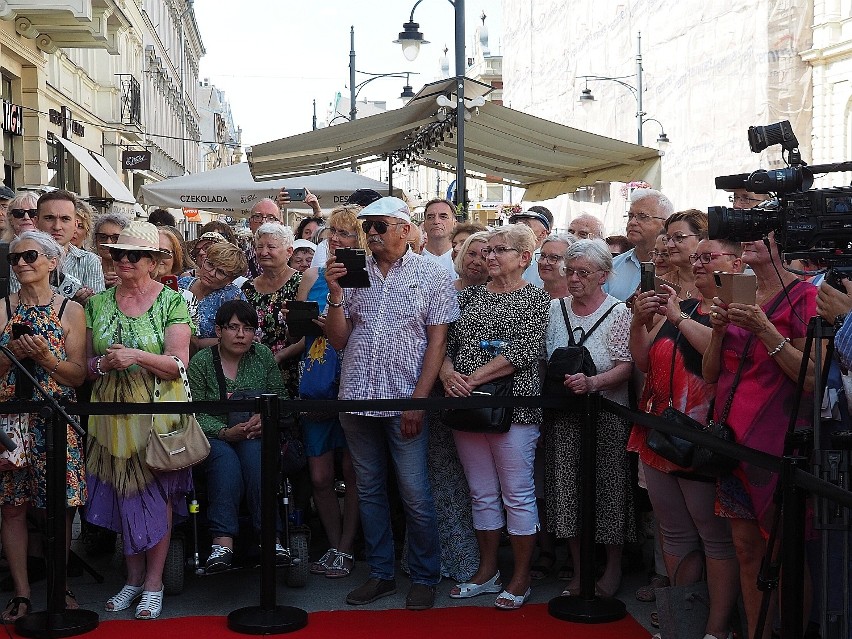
[[0, 183, 842, 637]]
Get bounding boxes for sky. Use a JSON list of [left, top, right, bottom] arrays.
[[192, 0, 503, 150]]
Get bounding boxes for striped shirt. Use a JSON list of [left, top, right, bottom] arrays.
[[64, 245, 104, 293], [340, 249, 460, 416]]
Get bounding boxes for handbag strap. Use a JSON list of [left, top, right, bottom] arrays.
[[717, 279, 799, 424], [667, 302, 699, 406], [560, 298, 623, 347], [153, 355, 194, 403], [210, 346, 229, 402]]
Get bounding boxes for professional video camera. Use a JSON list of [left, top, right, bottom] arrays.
[[708, 121, 852, 283]]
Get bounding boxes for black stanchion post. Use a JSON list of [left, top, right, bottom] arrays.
[[780, 456, 807, 639], [227, 394, 307, 635], [16, 408, 98, 638], [549, 392, 626, 623]]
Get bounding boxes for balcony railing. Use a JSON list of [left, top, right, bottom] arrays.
[[117, 74, 141, 126]]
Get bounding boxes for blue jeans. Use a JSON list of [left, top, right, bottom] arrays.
[[203, 437, 273, 538], [339, 413, 440, 585]]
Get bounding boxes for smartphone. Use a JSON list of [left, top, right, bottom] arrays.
[[714, 271, 757, 305], [11, 323, 32, 340], [285, 188, 306, 202], [335, 248, 370, 288], [640, 262, 656, 293], [286, 300, 322, 339], [160, 275, 179, 292]]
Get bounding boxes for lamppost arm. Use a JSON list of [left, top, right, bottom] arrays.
[[578, 74, 638, 99]]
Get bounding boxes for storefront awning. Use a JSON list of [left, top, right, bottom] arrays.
[[248, 78, 662, 200], [57, 137, 136, 204]]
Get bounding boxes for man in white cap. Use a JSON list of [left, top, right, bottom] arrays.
[[509, 207, 553, 287], [324, 196, 459, 611]]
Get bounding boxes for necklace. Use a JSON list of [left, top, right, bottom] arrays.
[[117, 281, 153, 298]]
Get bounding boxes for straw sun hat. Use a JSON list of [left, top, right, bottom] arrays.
[[102, 220, 167, 254]]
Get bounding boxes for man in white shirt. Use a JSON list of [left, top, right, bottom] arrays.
[[420, 198, 457, 275]]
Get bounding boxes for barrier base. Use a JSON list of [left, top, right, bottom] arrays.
[[15, 609, 99, 638], [227, 605, 308, 635], [548, 593, 627, 623]]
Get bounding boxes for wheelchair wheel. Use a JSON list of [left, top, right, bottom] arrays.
[[163, 535, 185, 595], [284, 531, 309, 588]]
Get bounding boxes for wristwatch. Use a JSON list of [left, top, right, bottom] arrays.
[[834, 313, 848, 330]]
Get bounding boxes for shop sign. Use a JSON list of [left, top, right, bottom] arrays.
[[1, 100, 22, 136], [122, 150, 151, 171]]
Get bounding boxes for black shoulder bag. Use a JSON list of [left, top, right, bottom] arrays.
[[542, 299, 622, 397]]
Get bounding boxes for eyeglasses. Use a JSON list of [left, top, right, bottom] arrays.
[[6, 250, 48, 265], [648, 250, 670, 260], [95, 232, 120, 243], [664, 233, 699, 244], [537, 252, 565, 265], [481, 246, 520, 257], [328, 226, 357, 239], [689, 252, 739, 264], [729, 195, 764, 205], [221, 323, 253, 334], [361, 219, 406, 234], [627, 212, 666, 223], [10, 209, 37, 219], [201, 259, 230, 279], [250, 214, 280, 223], [109, 248, 153, 263], [564, 267, 604, 279]]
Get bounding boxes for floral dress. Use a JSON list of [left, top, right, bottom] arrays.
[[0, 296, 85, 508], [84, 287, 193, 555], [177, 277, 245, 339], [242, 272, 302, 398]]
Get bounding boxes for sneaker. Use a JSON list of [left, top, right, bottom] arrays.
[[275, 543, 291, 566], [205, 545, 233, 573]]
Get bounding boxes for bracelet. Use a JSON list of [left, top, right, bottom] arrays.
[[326, 293, 344, 308], [768, 337, 790, 357], [673, 311, 689, 327], [48, 359, 61, 376], [95, 356, 107, 376]]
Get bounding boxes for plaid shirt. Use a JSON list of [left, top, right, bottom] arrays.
[[340, 249, 460, 416]]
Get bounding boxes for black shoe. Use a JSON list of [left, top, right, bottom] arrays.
[[346, 578, 397, 605], [205, 545, 234, 573]]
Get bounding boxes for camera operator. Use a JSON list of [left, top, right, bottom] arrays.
[[817, 277, 852, 370]]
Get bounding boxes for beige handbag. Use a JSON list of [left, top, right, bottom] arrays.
[[145, 356, 210, 472]]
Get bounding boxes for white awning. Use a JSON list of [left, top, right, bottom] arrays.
[[248, 78, 662, 200], [57, 137, 136, 204]]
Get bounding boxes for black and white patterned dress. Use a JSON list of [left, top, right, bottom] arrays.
[[542, 294, 636, 544]]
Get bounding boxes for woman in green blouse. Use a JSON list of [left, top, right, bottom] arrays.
[[187, 300, 287, 573]]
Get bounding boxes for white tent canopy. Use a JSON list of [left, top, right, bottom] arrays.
[[138, 164, 403, 212]]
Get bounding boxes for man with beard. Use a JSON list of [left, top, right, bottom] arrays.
[[324, 196, 459, 611], [605, 188, 674, 301]]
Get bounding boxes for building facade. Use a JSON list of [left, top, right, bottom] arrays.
[[0, 0, 212, 217], [197, 78, 242, 172]]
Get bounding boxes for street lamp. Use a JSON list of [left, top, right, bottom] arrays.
[[577, 32, 669, 148], [394, 0, 467, 212]]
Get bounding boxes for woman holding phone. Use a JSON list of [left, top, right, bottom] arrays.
[[294, 206, 364, 578]]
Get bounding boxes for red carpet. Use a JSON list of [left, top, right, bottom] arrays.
[[6, 605, 651, 638]]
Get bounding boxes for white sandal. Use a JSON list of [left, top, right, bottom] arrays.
[[135, 588, 163, 620], [105, 583, 144, 612]]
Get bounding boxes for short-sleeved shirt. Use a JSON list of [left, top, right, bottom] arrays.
[[339, 249, 460, 416]]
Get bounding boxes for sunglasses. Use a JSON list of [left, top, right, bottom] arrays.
[[95, 233, 121, 243], [10, 209, 37, 219], [6, 250, 48, 265], [109, 248, 153, 263], [361, 219, 406, 234]]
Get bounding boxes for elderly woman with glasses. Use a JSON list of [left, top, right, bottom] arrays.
[[93, 213, 131, 288], [178, 242, 247, 354], [537, 234, 574, 301], [182, 231, 226, 278], [293, 206, 364, 579], [543, 238, 634, 600], [84, 221, 193, 620], [662, 210, 707, 301], [0, 230, 87, 621], [241, 223, 302, 398], [629, 232, 742, 639], [439, 224, 550, 610]]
